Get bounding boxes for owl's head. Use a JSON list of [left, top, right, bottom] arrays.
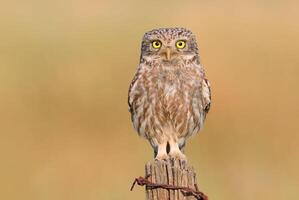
[[140, 28, 199, 64]]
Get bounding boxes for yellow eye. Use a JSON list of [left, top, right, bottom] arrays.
[[152, 40, 162, 49], [176, 40, 186, 49]]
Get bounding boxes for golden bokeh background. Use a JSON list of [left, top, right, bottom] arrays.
[[0, 0, 298, 199]]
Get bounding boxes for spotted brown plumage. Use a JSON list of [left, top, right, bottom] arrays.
[[128, 28, 211, 160]]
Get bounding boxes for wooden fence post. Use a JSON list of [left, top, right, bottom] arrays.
[[131, 159, 207, 200]]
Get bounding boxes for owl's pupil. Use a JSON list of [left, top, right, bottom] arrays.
[[178, 42, 182, 46]]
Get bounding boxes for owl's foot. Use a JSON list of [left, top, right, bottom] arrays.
[[155, 153, 169, 160], [168, 140, 187, 161], [169, 150, 187, 161]]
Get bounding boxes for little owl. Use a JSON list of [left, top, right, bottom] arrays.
[[128, 28, 211, 160]]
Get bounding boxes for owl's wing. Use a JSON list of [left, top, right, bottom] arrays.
[[128, 79, 135, 113], [127, 68, 141, 113], [202, 78, 211, 114]]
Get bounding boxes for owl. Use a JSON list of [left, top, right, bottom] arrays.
[[128, 28, 211, 160]]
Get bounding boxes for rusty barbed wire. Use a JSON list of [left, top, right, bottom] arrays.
[[130, 174, 208, 200]]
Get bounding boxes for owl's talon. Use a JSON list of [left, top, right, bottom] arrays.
[[169, 151, 187, 161], [155, 154, 169, 161]]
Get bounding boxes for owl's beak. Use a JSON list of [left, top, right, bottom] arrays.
[[161, 47, 176, 61], [166, 48, 171, 60]]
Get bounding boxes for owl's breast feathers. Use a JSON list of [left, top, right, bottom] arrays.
[[128, 63, 211, 140]]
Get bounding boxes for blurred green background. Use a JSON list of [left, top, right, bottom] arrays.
[[0, 0, 298, 199]]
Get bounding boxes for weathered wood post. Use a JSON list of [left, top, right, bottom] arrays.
[[131, 159, 207, 200]]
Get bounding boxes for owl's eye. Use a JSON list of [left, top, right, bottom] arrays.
[[152, 40, 162, 49], [176, 40, 186, 49]]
